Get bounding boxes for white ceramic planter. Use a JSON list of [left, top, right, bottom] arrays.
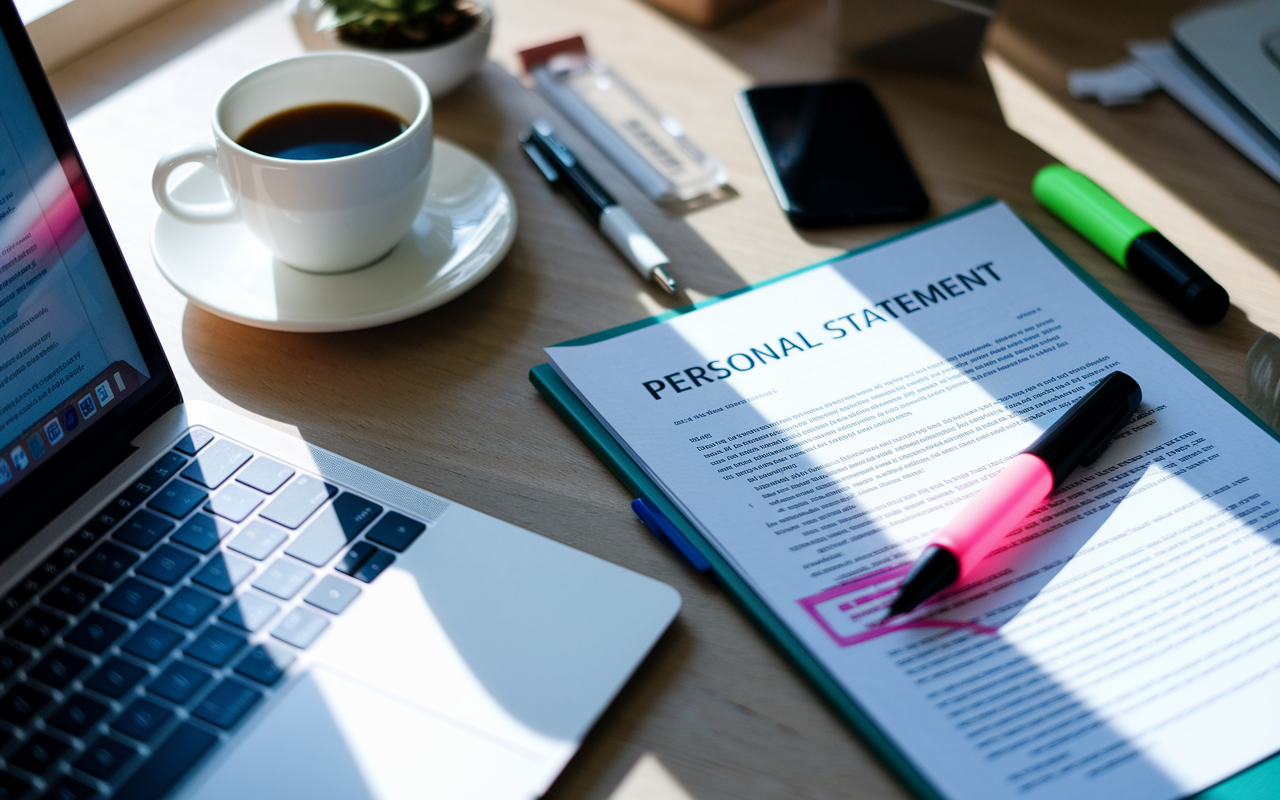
[[286, 0, 491, 100]]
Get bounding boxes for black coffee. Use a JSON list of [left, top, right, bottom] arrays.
[[237, 103, 408, 160]]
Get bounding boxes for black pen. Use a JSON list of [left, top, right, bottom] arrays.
[[520, 120, 677, 294], [884, 372, 1143, 619]]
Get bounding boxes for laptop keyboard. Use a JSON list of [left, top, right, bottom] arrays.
[[0, 428, 427, 800]]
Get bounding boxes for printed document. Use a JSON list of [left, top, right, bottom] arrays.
[[547, 202, 1280, 800]]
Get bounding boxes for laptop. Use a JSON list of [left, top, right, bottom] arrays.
[[0, 5, 681, 799], [1173, 0, 1280, 149]]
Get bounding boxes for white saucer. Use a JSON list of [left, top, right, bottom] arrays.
[[151, 139, 517, 332]]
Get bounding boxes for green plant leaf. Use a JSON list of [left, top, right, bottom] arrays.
[[323, 0, 478, 48]]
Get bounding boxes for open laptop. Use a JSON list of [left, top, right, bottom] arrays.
[[0, 5, 681, 799]]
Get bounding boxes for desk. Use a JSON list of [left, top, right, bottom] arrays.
[[45, 0, 1280, 798]]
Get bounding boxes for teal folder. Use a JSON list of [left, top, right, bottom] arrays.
[[529, 199, 1280, 800]]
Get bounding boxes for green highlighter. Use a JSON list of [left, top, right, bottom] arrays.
[[1032, 164, 1229, 324]]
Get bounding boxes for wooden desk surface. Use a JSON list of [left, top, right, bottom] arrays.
[[46, 0, 1280, 798]]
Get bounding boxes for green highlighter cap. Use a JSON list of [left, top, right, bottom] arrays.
[[1032, 164, 1153, 266], [1032, 164, 1228, 325]]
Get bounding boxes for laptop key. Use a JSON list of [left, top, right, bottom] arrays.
[[227, 520, 288, 561], [235, 642, 295, 686], [107, 480, 152, 517], [79, 542, 138, 583], [85, 658, 147, 699], [122, 622, 185, 663], [9, 731, 70, 775], [0, 682, 53, 725], [57, 529, 100, 565], [332, 492, 382, 534], [192, 679, 261, 729], [47, 693, 110, 736], [43, 573, 105, 615], [335, 541, 375, 576], [366, 511, 426, 552], [237, 457, 294, 494], [8, 607, 68, 647], [101, 578, 164, 619], [75, 735, 138, 780], [0, 772, 30, 800], [41, 775, 96, 800], [27, 559, 64, 591], [112, 698, 174, 742], [180, 439, 252, 489], [85, 509, 124, 536], [1, 571, 41, 613], [158, 587, 220, 628], [148, 660, 212, 704], [2, 559, 64, 622], [185, 625, 247, 668], [142, 451, 189, 483], [102, 498, 138, 528], [352, 548, 394, 583], [66, 613, 127, 654], [29, 648, 90, 690], [252, 558, 314, 600], [148, 480, 208, 520], [304, 576, 361, 614], [173, 429, 214, 456], [0, 642, 27, 680], [136, 545, 200, 586], [204, 483, 264, 523], [192, 552, 255, 595], [112, 723, 218, 800], [219, 594, 280, 633], [170, 513, 233, 553], [0, 590, 31, 622], [285, 507, 357, 567], [272, 608, 329, 649], [114, 510, 175, 551], [260, 475, 337, 529]]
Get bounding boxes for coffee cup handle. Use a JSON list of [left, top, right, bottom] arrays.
[[152, 143, 237, 223]]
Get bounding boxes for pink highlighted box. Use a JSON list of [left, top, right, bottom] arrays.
[[798, 564, 997, 647]]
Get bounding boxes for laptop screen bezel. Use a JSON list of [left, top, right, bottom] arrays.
[[0, 0, 181, 549]]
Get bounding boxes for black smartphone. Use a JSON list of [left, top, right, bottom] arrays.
[[736, 80, 929, 228]]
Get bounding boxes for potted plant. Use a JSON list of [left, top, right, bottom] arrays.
[[288, 0, 492, 99]]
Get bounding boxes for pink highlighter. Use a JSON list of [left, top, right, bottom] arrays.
[[884, 371, 1142, 619]]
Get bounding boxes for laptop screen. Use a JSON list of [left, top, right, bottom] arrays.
[[0, 31, 156, 500]]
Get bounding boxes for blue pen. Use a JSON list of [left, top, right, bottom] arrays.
[[631, 498, 711, 572]]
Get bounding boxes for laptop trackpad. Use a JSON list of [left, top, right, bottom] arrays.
[[179, 666, 545, 800]]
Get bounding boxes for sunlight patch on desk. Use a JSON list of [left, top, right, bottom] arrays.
[[607, 753, 699, 800]]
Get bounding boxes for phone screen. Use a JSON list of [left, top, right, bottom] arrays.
[[738, 80, 929, 228]]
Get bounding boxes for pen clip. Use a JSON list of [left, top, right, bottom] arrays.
[[1024, 371, 1142, 485], [520, 136, 561, 183], [530, 119, 577, 169]]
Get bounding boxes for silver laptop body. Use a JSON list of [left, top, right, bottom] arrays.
[[0, 7, 679, 799]]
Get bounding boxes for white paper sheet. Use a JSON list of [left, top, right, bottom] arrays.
[[547, 202, 1280, 800]]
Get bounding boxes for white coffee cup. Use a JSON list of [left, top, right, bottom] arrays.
[[153, 52, 433, 273]]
